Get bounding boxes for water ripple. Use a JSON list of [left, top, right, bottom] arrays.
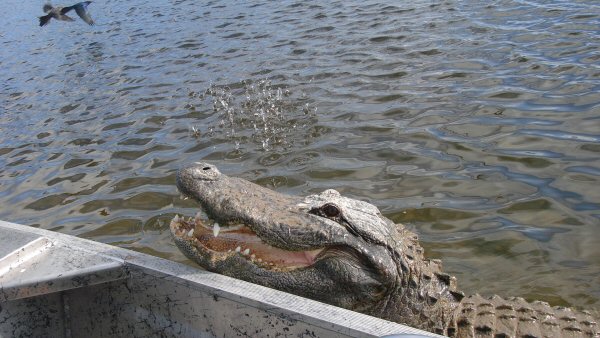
[[0, 0, 599, 309]]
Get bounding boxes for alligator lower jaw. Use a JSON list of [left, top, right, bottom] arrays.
[[169, 215, 324, 271]]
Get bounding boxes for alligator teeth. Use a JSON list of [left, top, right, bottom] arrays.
[[215, 223, 246, 232], [296, 203, 309, 208], [235, 246, 241, 253], [242, 248, 250, 256], [213, 223, 220, 237], [250, 254, 255, 260], [187, 228, 194, 237], [179, 194, 188, 200], [173, 214, 180, 223], [194, 212, 203, 223]]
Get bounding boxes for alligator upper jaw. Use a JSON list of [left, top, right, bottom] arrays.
[[169, 214, 324, 271]]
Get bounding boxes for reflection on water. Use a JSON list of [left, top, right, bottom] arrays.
[[1, 0, 599, 310]]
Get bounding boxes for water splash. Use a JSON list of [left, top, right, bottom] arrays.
[[189, 80, 318, 152]]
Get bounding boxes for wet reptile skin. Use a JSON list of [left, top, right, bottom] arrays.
[[171, 162, 599, 337]]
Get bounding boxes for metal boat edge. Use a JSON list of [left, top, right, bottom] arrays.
[[0, 220, 443, 337]]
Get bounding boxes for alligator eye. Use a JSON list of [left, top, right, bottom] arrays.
[[321, 203, 340, 218]]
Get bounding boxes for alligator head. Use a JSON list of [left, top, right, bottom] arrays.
[[170, 162, 462, 332], [171, 162, 599, 337]]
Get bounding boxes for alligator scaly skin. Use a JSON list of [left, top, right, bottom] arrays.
[[171, 162, 599, 337], [448, 294, 598, 337]]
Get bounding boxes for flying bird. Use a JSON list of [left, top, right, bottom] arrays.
[[39, 2, 95, 27]]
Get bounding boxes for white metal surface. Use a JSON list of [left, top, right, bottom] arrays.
[[0, 220, 444, 338]]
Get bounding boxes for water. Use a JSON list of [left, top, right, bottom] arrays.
[[1, 0, 599, 310]]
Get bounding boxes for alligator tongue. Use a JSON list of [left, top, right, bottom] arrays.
[[193, 219, 322, 267]]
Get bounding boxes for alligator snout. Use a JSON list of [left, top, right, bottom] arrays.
[[179, 162, 222, 182], [176, 162, 226, 200]]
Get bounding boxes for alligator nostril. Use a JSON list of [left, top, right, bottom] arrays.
[[321, 203, 341, 218], [185, 163, 220, 181]]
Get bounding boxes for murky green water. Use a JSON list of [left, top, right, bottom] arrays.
[[1, 0, 599, 309]]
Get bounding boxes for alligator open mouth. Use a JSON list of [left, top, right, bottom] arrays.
[[170, 214, 324, 271]]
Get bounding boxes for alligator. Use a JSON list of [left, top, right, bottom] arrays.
[[170, 162, 599, 337]]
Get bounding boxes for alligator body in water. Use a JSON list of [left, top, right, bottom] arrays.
[[170, 162, 598, 337]]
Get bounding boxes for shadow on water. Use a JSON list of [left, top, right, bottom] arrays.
[[0, 0, 599, 310]]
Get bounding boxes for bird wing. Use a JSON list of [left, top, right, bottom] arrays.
[[59, 14, 75, 21], [39, 14, 52, 26], [74, 3, 94, 25], [60, 2, 94, 25], [60, 5, 74, 14]]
